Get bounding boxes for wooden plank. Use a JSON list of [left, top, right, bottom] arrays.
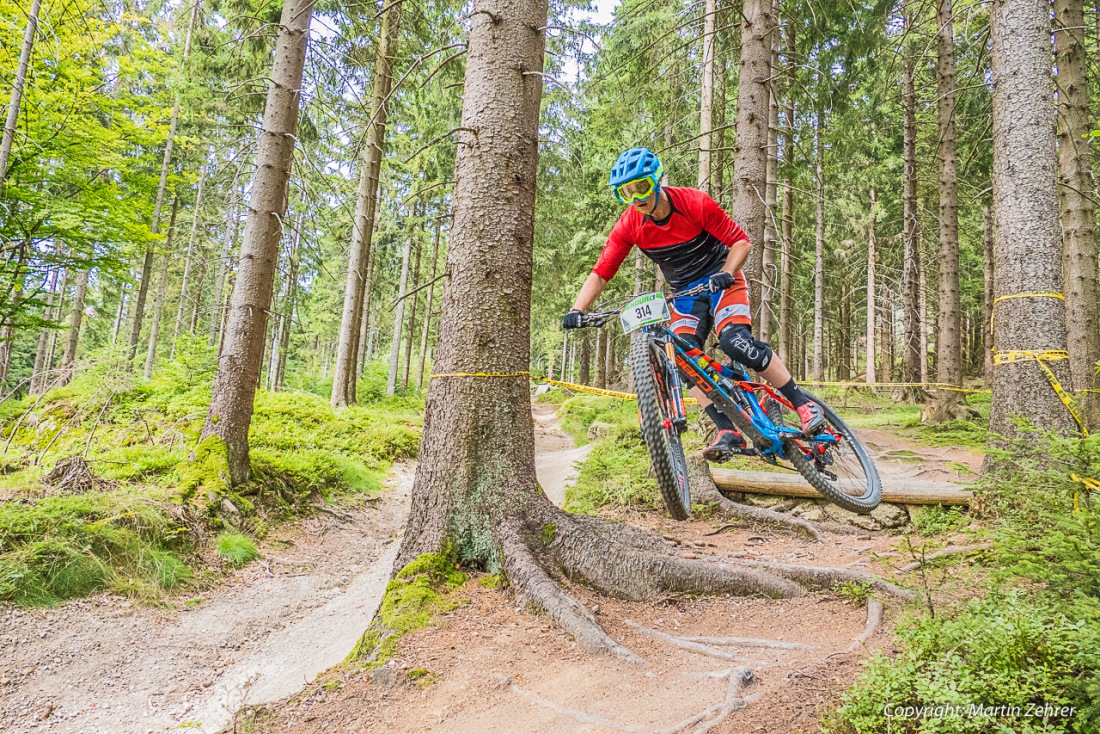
[[709, 468, 972, 506]]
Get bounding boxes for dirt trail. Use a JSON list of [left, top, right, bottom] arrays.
[[245, 406, 931, 734], [533, 403, 593, 506], [0, 465, 412, 733]]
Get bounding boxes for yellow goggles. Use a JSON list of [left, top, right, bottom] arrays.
[[614, 176, 656, 203]]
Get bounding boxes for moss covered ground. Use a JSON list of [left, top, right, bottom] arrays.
[[0, 339, 422, 606]]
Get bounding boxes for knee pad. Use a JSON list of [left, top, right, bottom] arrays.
[[718, 325, 772, 372]]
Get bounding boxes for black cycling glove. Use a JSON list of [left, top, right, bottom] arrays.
[[562, 310, 584, 329], [707, 271, 735, 293]]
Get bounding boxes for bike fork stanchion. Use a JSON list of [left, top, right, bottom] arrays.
[[662, 339, 688, 427]]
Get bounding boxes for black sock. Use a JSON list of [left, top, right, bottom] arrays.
[[704, 404, 736, 432], [777, 378, 810, 409]]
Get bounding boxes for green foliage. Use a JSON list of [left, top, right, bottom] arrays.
[[215, 533, 260, 566], [832, 580, 874, 606], [539, 523, 557, 544], [348, 550, 468, 668], [477, 573, 506, 589], [564, 426, 659, 514], [829, 433, 1100, 732], [0, 489, 192, 605], [827, 594, 1100, 734], [556, 395, 638, 446], [909, 505, 970, 536]]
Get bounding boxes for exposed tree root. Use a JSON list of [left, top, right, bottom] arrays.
[[687, 454, 826, 542], [848, 599, 884, 652], [660, 666, 760, 734], [897, 543, 991, 572], [624, 620, 748, 661], [733, 557, 914, 601], [546, 509, 805, 601], [679, 635, 808, 650], [499, 524, 643, 663]]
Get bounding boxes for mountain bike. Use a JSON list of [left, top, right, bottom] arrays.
[[578, 284, 881, 520]]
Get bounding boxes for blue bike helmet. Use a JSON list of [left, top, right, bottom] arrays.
[[608, 147, 664, 203]]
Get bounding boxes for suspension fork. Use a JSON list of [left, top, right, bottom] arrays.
[[659, 335, 688, 429]]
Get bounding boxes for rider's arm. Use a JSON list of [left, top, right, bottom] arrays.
[[571, 272, 608, 312], [575, 215, 633, 312], [720, 239, 752, 276]]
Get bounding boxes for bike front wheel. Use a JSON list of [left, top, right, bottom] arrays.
[[781, 391, 882, 514], [630, 331, 692, 520]]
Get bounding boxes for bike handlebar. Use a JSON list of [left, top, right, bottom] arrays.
[[577, 284, 710, 329]]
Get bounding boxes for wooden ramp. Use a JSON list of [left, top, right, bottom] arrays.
[[709, 468, 972, 506]]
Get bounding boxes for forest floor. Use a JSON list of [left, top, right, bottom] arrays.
[[232, 404, 982, 734], [0, 400, 982, 734]]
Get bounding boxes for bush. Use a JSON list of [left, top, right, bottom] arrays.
[[216, 533, 260, 566], [827, 594, 1100, 733]]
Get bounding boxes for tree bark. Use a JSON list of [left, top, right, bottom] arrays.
[[0, 0, 41, 195], [398, 0, 549, 569], [901, 34, 922, 391], [402, 226, 423, 391], [144, 196, 181, 378], [928, 0, 963, 418], [594, 327, 606, 389], [417, 209, 443, 389], [983, 204, 994, 382], [60, 269, 89, 384], [210, 163, 242, 347], [1054, 0, 1098, 427], [331, 1, 401, 407], [698, 0, 717, 192], [386, 231, 414, 396], [731, 0, 777, 316], [866, 188, 877, 383], [759, 26, 779, 344], [30, 260, 62, 395], [778, 17, 794, 365], [813, 109, 825, 382], [201, 0, 314, 485], [274, 213, 302, 391], [988, 0, 1077, 441], [173, 161, 208, 355]]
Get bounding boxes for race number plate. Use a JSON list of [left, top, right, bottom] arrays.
[[619, 292, 670, 333]]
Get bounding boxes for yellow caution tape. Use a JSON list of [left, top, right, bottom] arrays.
[[990, 292, 1064, 343], [992, 349, 1087, 436], [800, 380, 989, 394], [1071, 474, 1100, 492], [537, 377, 638, 401], [431, 371, 531, 378]]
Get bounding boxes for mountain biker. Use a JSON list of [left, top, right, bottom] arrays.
[[561, 147, 826, 462]]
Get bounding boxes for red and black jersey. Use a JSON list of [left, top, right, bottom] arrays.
[[592, 187, 749, 289]]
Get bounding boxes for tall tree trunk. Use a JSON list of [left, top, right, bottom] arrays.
[[731, 0, 777, 315], [778, 18, 795, 365], [60, 269, 89, 383], [357, 251, 374, 375], [44, 266, 69, 381], [594, 328, 606, 389], [928, 0, 963, 418], [919, 238, 929, 382], [813, 109, 825, 382], [403, 227, 423, 391], [31, 261, 62, 395], [983, 204, 994, 382], [144, 196, 180, 378], [387, 232, 414, 396], [201, 0, 314, 486], [698, 0, 716, 192], [275, 213, 302, 391], [578, 333, 591, 386], [759, 27, 779, 344], [394, 0, 556, 579], [417, 209, 443, 389], [112, 281, 128, 344], [866, 188, 877, 383], [988, 0, 1077, 441], [1054, 0, 1099, 427], [901, 34, 922, 393], [173, 161, 208, 355], [210, 163, 242, 347], [0, 0, 41, 195], [331, 1, 401, 407]]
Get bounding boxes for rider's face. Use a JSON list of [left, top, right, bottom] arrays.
[[632, 189, 658, 215]]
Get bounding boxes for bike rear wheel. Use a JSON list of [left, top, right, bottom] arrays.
[[630, 331, 692, 520], [781, 391, 882, 514]]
